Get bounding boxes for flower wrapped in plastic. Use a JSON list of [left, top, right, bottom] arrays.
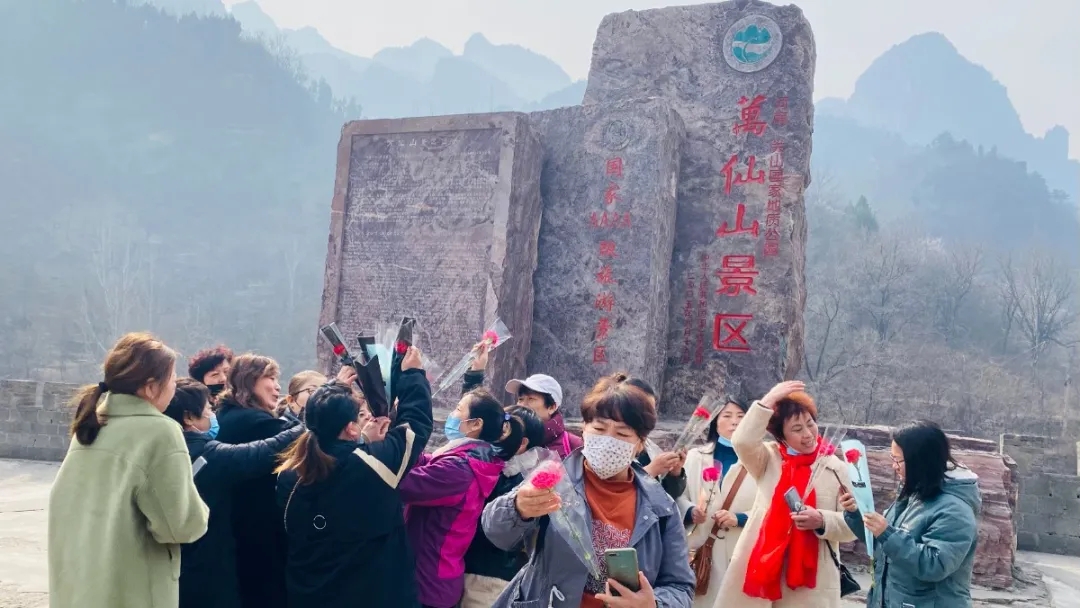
[[801, 423, 849, 502], [431, 318, 511, 398], [524, 450, 601, 579], [689, 466, 721, 536], [670, 396, 718, 452], [844, 448, 864, 484]]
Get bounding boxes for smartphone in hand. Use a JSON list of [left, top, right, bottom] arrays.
[[604, 548, 640, 595], [784, 487, 805, 513]]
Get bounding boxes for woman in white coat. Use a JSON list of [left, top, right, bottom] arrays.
[[677, 397, 757, 608], [714, 381, 856, 608]]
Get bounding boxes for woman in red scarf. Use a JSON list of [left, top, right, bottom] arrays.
[[713, 381, 856, 608]]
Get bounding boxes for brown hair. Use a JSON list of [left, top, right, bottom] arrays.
[[766, 391, 818, 440], [70, 332, 177, 446], [276, 370, 327, 417], [580, 372, 657, 437], [219, 353, 280, 411]]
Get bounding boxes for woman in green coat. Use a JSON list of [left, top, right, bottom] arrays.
[[48, 332, 209, 608], [842, 420, 980, 608]]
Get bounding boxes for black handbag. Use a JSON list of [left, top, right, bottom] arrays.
[[826, 535, 861, 597]]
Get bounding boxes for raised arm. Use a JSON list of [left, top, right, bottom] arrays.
[[206, 425, 304, 484], [136, 425, 209, 544], [734, 381, 806, 480], [352, 351, 433, 489]]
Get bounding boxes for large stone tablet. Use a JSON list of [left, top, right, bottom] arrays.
[[318, 114, 542, 404], [528, 100, 684, 413], [585, 1, 815, 412]]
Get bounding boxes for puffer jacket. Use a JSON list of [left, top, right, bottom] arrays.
[[845, 466, 981, 608], [481, 450, 695, 608]]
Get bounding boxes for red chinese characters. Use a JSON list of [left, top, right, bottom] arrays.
[[764, 139, 785, 257], [773, 96, 789, 127], [591, 157, 628, 365], [717, 203, 760, 238], [713, 313, 753, 353], [720, 154, 765, 195], [716, 254, 759, 296], [732, 95, 768, 137]]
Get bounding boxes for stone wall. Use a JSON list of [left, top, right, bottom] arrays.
[[0, 380, 78, 461], [1004, 433, 1080, 555]]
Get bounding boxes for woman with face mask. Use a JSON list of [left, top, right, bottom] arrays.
[[398, 387, 526, 608], [163, 378, 304, 608], [714, 381, 856, 608], [676, 396, 756, 608], [481, 373, 696, 608], [460, 405, 547, 608], [275, 346, 432, 608]]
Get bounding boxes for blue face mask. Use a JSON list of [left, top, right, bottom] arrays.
[[206, 413, 220, 440], [443, 415, 467, 441], [716, 435, 733, 448]]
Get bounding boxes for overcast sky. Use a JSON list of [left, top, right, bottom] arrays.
[[227, 0, 1079, 159]]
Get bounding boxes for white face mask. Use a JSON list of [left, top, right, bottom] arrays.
[[583, 434, 638, 479], [503, 448, 544, 478]]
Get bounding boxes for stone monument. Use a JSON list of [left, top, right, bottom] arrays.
[[318, 114, 543, 403], [528, 99, 685, 413], [584, 0, 814, 412]]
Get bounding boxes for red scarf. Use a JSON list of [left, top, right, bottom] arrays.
[[743, 445, 820, 600]]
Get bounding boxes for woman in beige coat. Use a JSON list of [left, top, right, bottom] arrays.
[[678, 397, 757, 608], [714, 381, 855, 608]]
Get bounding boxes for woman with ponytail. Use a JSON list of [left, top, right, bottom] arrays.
[[49, 332, 209, 608], [276, 346, 433, 608], [399, 387, 525, 608]]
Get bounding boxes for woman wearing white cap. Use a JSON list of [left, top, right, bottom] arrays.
[[504, 374, 583, 458]]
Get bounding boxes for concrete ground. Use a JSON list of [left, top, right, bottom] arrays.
[[0, 458, 1073, 607]]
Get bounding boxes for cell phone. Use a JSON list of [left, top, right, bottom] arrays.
[[604, 548, 640, 594], [784, 487, 805, 513]]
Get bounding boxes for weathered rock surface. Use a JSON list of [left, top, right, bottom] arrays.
[[584, 1, 814, 413], [527, 100, 685, 412], [318, 114, 543, 405]]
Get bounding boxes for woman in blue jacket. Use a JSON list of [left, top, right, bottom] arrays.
[[842, 420, 980, 607]]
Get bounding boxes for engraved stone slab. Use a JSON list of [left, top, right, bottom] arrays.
[[528, 100, 685, 414], [585, 1, 815, 412], [318, 114, 543, 406]]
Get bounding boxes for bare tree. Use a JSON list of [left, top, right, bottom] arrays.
[[852, 234, 920, 343], [998, 252, 1077, 365]]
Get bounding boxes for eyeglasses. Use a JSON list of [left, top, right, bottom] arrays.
[[891, 456, 905, 465]]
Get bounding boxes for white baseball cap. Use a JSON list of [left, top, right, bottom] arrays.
[[505, 374, 563, 407]]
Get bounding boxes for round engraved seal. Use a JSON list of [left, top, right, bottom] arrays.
[[601, 119, 632, 151], [723, 14, 783, 73]]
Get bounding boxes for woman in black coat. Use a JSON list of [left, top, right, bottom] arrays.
[[215, 354, 298, 608], [164, 378, 303, 608]]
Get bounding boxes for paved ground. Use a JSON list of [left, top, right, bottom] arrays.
[[0, 458, 1073, 607]]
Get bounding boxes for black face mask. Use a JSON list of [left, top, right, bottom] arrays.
[[206, 383, 225, 398]]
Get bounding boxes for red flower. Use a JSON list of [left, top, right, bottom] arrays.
[[702, 467, 720, 483], [394, 341, 409, 355], [530, 461, 563, 490], [692, 406, 711, 419], [482, 330, 500, 346], [844, 448, 862, 465], [332, 344, 346, 357]]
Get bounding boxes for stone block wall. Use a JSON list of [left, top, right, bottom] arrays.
[[1003, 433, 1080, 555], [0, 380, 78, 461]]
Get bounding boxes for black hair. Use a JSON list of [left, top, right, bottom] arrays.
[[164, 378, 211, 427], [893, 420, 951, 502], [581, 374, 657, 437], [517, 386, 557, 409], [623, 377, 656, 399], [706, 395, 750, 442], [277, 381, 358, 484], [506, 405, 545, 452], [466, 388, 524, 460]]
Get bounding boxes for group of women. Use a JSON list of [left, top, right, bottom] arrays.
[[47, 331, 983, 608]]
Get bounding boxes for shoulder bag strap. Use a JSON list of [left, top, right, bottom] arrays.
[[702, 465, 749, 546], [824, 468, 847, 567]]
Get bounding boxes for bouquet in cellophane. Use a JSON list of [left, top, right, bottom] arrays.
[[524, 450, 601, 578], [431, 318, 511, 398], [670, 396, 719, 452], [801, 423, 849, 502]]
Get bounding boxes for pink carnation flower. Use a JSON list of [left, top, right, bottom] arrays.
[[692, 406, 711, 419], [530, 461, 563, 490], [483, 330, 500, 346]]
